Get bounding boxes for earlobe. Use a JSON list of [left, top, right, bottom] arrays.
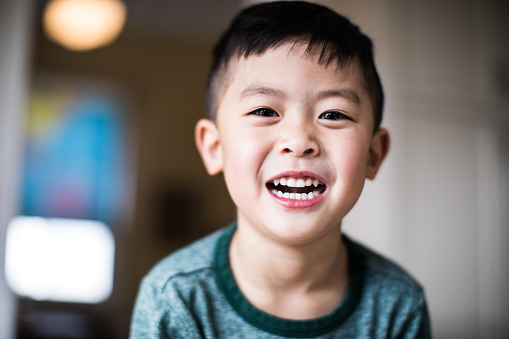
[[195, 119, 223, 175], [366, 128, 390, 180]]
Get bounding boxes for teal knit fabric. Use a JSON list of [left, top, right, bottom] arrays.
[[130, 224, 431, 338]]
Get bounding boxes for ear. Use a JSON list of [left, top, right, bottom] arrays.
[[195, 119, 223, 175], [366, 128, 390, 180]]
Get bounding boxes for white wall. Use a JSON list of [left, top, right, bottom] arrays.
[[333, 1, 509, 338], [0, 0, 35, 338]]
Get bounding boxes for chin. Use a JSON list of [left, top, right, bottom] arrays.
[[265, 220, 341, 245]]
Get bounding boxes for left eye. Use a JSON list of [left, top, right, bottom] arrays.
[[319, 111, 352, 120], [248, 108, 279, 117]]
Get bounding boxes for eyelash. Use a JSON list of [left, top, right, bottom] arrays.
[[247, 108, 352, 121]]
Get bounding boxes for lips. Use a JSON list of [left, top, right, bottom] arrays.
[[266, 176, 326, 200]]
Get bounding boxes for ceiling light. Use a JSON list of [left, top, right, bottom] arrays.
[[43, 0, 127, 51]]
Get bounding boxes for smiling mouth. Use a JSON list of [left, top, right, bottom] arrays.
[[266, 177, 326, 200]]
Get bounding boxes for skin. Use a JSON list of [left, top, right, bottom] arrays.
[[195, 43, 390, 319]]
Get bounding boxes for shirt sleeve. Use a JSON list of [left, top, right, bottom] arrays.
[[129, 277, 202, 339]]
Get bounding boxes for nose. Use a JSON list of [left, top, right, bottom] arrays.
[[277, 120, 319, 157]]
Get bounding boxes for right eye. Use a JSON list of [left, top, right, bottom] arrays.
[[248, 108, 279, 117]]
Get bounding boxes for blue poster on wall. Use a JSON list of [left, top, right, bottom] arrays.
[[22, 78, 128, 223]]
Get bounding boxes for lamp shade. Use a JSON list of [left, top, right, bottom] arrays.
[[43, 0, 127, 51]]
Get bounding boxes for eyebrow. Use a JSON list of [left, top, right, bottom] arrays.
[[240, 85, 288, 100], [315, 89, 360, 106], [240, 85, 361, 106]]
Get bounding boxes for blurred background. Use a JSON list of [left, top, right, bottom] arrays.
[[0, 0, 507, 338]]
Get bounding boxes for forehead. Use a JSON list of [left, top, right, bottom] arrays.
[[217, 43, 368, 108]]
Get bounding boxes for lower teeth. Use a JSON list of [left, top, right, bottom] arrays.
[[271, 190, 320, 200]]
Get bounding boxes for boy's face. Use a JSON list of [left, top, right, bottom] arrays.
[[196, 43, 389, 245]]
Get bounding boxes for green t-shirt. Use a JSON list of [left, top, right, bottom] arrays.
[[130, 224, 431, 338]]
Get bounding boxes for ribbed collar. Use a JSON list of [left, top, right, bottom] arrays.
[[214, 223, 365, 338]]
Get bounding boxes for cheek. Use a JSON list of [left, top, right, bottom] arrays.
[[224, 130, 268, 167], [330, 133, 371, 180], [221, 128, 272, 194], [329, 135, 371, 213]]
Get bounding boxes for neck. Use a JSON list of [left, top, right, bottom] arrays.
[[229, 220, 349, 319]]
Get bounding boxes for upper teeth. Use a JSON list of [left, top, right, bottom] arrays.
[[272, 177, 320, 187]]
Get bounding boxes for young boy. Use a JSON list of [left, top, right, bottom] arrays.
[[130, 1, 431, 338]]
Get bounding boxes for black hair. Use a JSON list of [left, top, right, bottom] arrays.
[[205, 1, 384, 131]]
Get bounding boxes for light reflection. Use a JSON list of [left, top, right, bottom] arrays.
[[5, 216, 115, 303]]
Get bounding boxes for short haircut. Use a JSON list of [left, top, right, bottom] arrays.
[[205, 1, 384, 131]]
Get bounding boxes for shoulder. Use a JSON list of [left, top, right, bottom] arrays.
[[141, 228, 224, 292], [130, 228, 227, 338], [344, 236, 432, 338], [345, 235, 424, 295]]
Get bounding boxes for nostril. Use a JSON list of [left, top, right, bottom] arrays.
[[280, 145, 317, 156], [281, 147, 315, 155]]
